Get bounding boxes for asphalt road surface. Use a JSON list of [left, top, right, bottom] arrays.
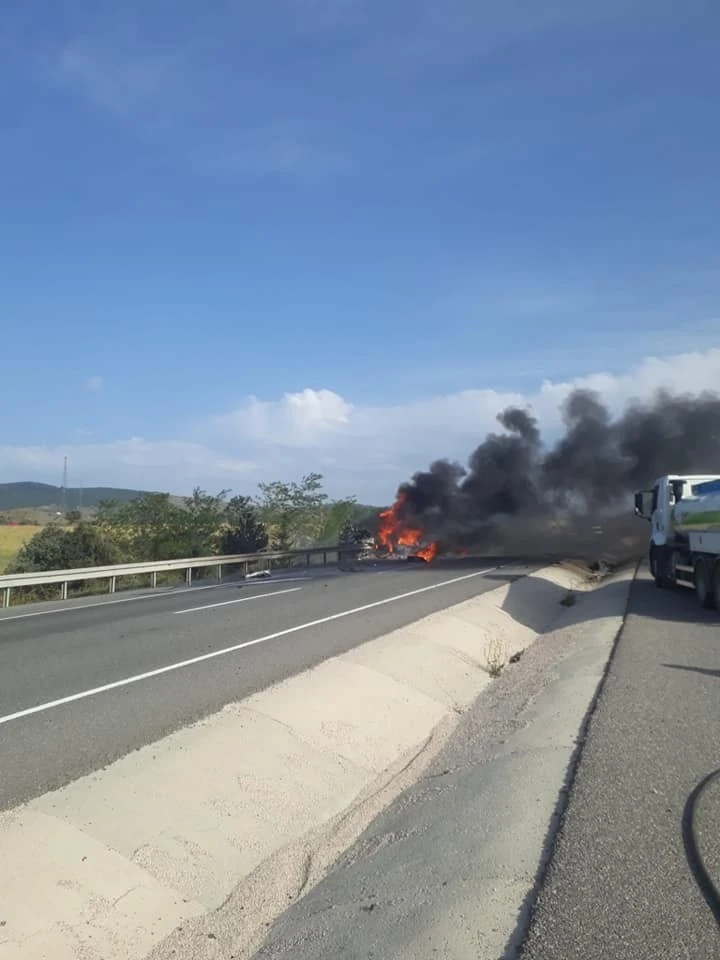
[[0, 559, 533, 811], [519, 568, 720, 959]]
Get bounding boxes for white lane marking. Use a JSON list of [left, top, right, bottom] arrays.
[[0, 568, 494, 727], [0, 578, 312, 623], [175, 587, 302, 614]]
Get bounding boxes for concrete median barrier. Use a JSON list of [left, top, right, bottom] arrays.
[[0, 563, 594, 960]]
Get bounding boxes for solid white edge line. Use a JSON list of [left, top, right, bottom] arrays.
[[175, 586, 302, 614], [0, 578, 312, 622], [0, 567, 494, 727]]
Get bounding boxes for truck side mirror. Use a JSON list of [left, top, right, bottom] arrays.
[[634, 491, 651, 520]]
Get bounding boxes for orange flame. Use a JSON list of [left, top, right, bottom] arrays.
[[377, 493, 439, 561], [415, 541, 439, 562]]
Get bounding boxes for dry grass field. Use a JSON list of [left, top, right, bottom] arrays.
[[0, 525, 43, 571]]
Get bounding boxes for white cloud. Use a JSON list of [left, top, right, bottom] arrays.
[[210, 388, 354, 447], [55, 40, 186, 119], [86, 375, 104, 391], [2, 349, 719, 502]]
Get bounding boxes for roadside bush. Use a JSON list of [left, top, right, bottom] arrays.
[[219, 496, 268, 554], [6, 522, 123, 575], [4, 522, 124, 602]]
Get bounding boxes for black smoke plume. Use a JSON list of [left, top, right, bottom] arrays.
[[389, 388, 720, 560]]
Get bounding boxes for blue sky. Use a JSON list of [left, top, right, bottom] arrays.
[[2, 1, 719, 500]]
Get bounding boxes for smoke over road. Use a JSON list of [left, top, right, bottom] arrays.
[[379, 388, 720, 561]]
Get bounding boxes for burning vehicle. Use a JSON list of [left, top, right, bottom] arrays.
[[375, 493, 439, 562], [372, 387, 720, 568]]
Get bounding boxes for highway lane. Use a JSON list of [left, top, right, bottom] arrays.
[[520, 569, 720, 958], [0, 559, 534, 810]]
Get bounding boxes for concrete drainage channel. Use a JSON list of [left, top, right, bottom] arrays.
[[0, 562, 631, 960]]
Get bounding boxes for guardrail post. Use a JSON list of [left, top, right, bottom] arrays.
[[109, 576, 116, 594], [151, 571, 157, 589], [2, 587, 10, 609], [243, 561, 249, 578], [323, 550, 327, 565], [217, 563, 222, 582], [305, 552, 311, 567], [186, 567, 192, 586], [61, 581, 68, 601]]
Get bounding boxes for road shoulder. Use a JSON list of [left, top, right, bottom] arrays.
[[519, 570, 720, 959], [248, 570, 633, 960]]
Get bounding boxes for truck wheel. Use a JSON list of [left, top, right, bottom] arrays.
[[712, 562, 720, 612], [650, 546, 668, 588], [694, 558, 714, 609]]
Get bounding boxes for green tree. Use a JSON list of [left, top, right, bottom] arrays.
[[270, 514, 294, 552], [130, 493, 191, 559], [220, 496, 268, 554], [256, 473, 329, 548], [63, 523, 123, 568], [317, 496, 360, 545], [95, 493, 189, 561], [96, 498, 121, 517], [65, 509, 82, 525], [183, 488, 229, 556], [94, 498, 136, 558]]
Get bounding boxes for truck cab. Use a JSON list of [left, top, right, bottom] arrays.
[[634, 474, 720, 608], [634, 475, 717, 545]]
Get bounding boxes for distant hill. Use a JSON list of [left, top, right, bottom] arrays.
[[0, 482, 149, 511]]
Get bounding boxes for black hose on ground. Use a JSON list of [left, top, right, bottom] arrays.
[[683, 766, 720, 924]]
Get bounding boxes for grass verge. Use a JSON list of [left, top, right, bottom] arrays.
[[0, 525, 43, 572], [485, 636, 507, 678]]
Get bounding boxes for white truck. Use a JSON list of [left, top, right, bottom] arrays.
[[634, 474, 720, 608]]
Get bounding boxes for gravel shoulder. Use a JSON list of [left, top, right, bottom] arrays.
[[250, 570, 634, 960]]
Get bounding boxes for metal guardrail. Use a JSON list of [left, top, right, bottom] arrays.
[[0, 546, 359, 608]]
